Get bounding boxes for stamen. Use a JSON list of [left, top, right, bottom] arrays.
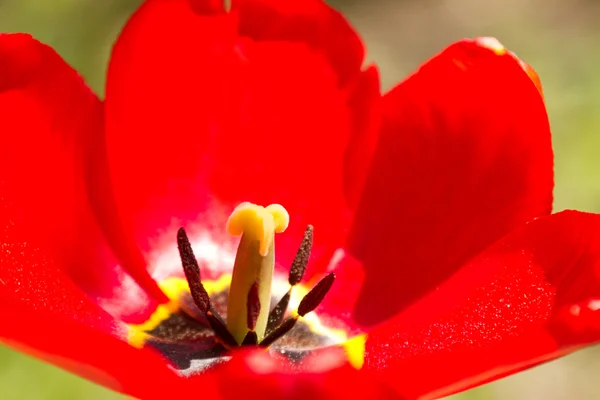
[[289, 225, 313, 286], [246, 281, 261, 331], [176, 228, 210, 313], [260, 317, 298, 348], [206, 312, 238, 348], [298, 273, 335, 317], [267, 225, 313, 333], [266, 289, 291, 333], [260, 273, 336, 347], [177, 227, 237, 347]]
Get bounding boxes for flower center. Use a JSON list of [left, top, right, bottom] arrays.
[[127, 203, 350, 374]]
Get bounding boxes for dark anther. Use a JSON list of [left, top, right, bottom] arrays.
[[177, 228, 200, 278], [206, 312, 238, 347], [266, 290, 290, 333], [260, 317, 298, 348], [178, 227, 235, 346], [247, 281, 261, 331], [289, 225, 313, 286], [177, 228, 210, 313], [298, 272, 335, 317], [241, 331, 258, 346]]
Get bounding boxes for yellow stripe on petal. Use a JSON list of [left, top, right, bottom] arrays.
[[127, 301, 178, 348], [343, 334, 367, 370], [127, 275, 232, 348]]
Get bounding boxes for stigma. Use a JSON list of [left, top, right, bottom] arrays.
[[226, 203, 289, 256]]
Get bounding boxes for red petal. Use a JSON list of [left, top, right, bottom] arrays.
[[348, 38, 553, 325], [0, 34, 121, 299], [0, 205, 117, 333], [204, 348, 396, 400], [0, 33, 164, 315], [231, 0, 365, 85], [315, 249, 366, 333], [364, 211, 600, 398], [0, 295, 180, 399], [0, 189, 177, 397], [103, 0, 377, 282], [344, 65, 382, 210]]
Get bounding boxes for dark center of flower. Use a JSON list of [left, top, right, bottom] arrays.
[[176, 224, 335, 349], [127, 203, 348, 374]]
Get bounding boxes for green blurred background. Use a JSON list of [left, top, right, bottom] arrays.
[[1, 0, 600, 398]]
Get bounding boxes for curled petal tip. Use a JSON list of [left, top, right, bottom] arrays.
[[475, 37, 507, 55], [474, 36, 544, 98]]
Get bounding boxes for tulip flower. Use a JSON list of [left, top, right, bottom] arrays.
[[1, 0, 599, 399]]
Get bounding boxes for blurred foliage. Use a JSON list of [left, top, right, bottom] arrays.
[[1, 0, 600, 398], [0, 346, 119, 399]]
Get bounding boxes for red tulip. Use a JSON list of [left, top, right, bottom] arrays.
[[1, 0, 598, 399]]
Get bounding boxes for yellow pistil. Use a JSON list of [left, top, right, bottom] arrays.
[[225, 202, 289, 344]]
